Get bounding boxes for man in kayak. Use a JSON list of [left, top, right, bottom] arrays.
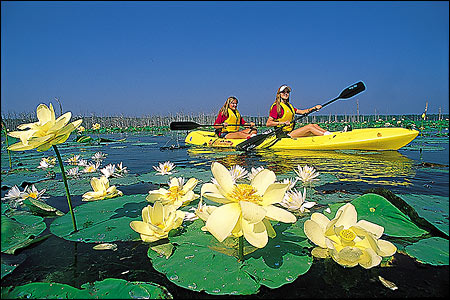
[[266, 84, 331, 137], [214, 96, 257, 139]]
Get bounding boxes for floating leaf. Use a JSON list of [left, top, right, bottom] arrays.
[[328, 193, 428, 237], [404, 237, 449, 266], [397, 194, 449, 236], [50, 194, 145, 243], [1, 278, 173, 299], [147, 219, 313, 295], [1, 215, 47, 254]]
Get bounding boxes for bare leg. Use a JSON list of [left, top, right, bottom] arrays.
[[225, 128, 257, 139], [288, 124, 327, 138]]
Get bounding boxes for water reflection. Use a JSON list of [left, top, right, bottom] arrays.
[[187, 147, 416, 187]]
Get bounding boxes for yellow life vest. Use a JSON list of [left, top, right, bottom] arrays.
[[222, 108, 241, 133], [271, 102, 295, 132]]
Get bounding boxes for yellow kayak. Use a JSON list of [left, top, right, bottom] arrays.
[[184, 128, 419, 151]]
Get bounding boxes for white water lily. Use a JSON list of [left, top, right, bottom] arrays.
[[82, 176, 123, 201], [23, 185, 49, 201], [247, 166, 265, 181], [115, 162, 128, 175], [66, 167, 80, 177], [91, 151, 107, 162], [229, 165, 248, 182], [184, 199, 217, 222], [37, 157, 55, 170], [66, 154, 81, 165], [280, 187, 316, 213], [281, 177, 299, 191], [78, 159, 89, 167], [100, 164, 118, 178], [1, 185, 26, 208], [83, 161, 100, 173], [201, 162, 296, 248], [295, 164, 320, 184], [146, 177, 199, 208], [304, 203, 397, 269], [153, 161, 175, 175]]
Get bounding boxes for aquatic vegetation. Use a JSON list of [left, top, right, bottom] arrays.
[[37, 157, 56, 170], [294, 164, 320, 185], [0, 123, 448, 297], [201, 162, 296, 249], [183, 199, 217, 222], [83, 161, 100, 173], [5, 102, 83, 231], [280, 187, 316, 213], [91, 151, 107, 162], [6, 103, 82, 152], [115, 161, 128, 175], [92, 123, 101, 130], [100, 163, 118, 178], [153, 161, 176, 175], [77, 125, 85, 133], [66, 166, 80, 177], [22, 185, 49, 202], [247, 166, 265, 181], [229, 164, 248, 182], [1, 185, 26, 208], [82, 176, 123, 201], [129, 201, 185, 242], [304, 202, 397, 269], [65, 154, 82, 165], [146, 177, 199, 208]]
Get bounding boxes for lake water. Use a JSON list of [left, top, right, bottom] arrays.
[[1, 132, 449, 298]]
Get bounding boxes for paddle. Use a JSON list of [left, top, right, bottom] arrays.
[[235, 81, 366, 151], [170, 121, 259, 131]]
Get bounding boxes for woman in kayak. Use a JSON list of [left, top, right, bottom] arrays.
[[214, 96, 257, 139], [266, 84, 331, 137]]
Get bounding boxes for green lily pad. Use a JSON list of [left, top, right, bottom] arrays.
[[404, 237, 449, 266], [1, 253, 26, 279], [147, 219, 313, 295], [328, 193, 428, 238], [1, 214, 47, 254], [50, 194, 146, 242], [23, 198, 64, 217], [397, 194, 449, 236], [1, 278, 173, 299]]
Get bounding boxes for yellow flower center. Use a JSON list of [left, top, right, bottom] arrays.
[[229, 184, 262, 204], [28, 192, 38, 199], [369, 207, 376, 212], [339, 229, 356, 242], [165, 186, 184, 202]]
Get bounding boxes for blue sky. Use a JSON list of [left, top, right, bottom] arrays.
[[1, 1, 448, 118]]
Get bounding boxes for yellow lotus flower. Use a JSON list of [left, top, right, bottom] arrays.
[[304, 203, 397, 269], [92, 123, 101, 130], [7, 103, 82, 152], [77, 125, 85, 133], [201, 162, 296, 248], [82, 176, 123, 201], [129, 201, 185, 242], [146, 177, 199, 208]]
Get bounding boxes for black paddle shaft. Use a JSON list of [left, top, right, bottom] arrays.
[[236, 81, 366, 151]]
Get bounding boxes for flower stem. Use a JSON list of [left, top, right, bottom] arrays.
[[53, 145, 78, 232], [238, 235, 244, 262], [1, 120, 12, 168]]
